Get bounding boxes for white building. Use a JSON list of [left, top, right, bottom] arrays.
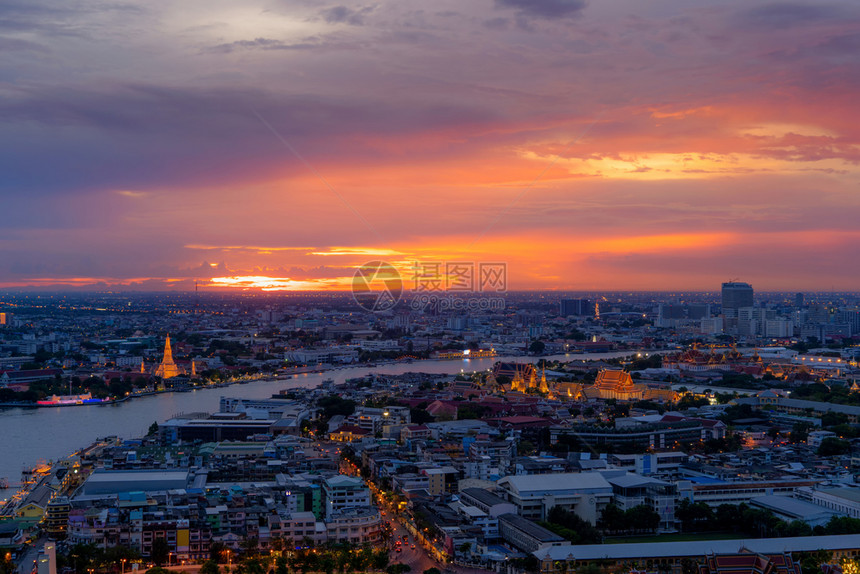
[[797, 487, 860, 519], [807, 430, 837, 449], [325, 507, 382, 545], [765, 319, 794, 338], [268, 511, 325, 545], [699, 317, 723, 335], [496, 472, 613, 523], [323, 475, 372, 520]]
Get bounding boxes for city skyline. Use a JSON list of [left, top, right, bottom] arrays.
[[3, 0, 860, 291]]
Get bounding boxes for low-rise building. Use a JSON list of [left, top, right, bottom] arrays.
[[325, 507, 382, 545], [323, 475, 371, 520], [534, 534, 860, 574], [749, 495, 838, 527], [498, 513, 565, 553], [496, 472, 613, 523], [459, 488, 517, 517], [797, 487, 860, 519]]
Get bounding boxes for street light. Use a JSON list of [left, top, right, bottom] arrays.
[[121, 559, 127, 574]]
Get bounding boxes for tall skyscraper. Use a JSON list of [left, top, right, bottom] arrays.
[[721, 282, 754, 317], [560, 298, 590, 317], [795, 292, 804, 308]]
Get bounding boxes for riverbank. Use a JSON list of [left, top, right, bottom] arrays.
[[0, 349, 642, 493], [0, 352, 545, 409], [0, 374, 281, 409]]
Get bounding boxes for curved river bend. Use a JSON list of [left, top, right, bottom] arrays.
[[0, 351, 634, 495]]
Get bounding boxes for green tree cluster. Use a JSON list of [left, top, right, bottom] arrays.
[[539, 506, 602, 544], [675, 500, 860, 538], [598, 503, 661, 534]]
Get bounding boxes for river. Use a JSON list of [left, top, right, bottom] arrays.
[[0, 351, 635, 499]]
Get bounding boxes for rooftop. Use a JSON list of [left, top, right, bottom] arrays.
[[499, 472, 612, 495], [534, 534, 860, 561], [499, 513, 565, 543], [461, 487, 511, 508]]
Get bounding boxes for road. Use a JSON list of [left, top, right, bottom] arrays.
[[15, 536, 44, 574], [385, 514, 441, 573]]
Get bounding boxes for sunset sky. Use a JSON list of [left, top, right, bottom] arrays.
[[2, 0, 860, 291]]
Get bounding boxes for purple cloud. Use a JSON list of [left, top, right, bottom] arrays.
[[494, 0, 587, 20]]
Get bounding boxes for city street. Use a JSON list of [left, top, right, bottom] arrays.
[[385, 515, 441, 573]]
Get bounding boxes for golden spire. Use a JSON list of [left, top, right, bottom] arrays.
[[163, 334, 174, 363], [154, 333, 182, 379]]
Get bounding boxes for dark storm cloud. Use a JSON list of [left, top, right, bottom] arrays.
[[319, 5, 375, 26], [799, 32, 860, 60], [483, 17, 510, 30], [0, 83, 498, 194], [205, 37, 319, 53], [737, 3, 848, 29], [0, 0, 144, 36], [494, 0, 587, 20], [0, 83, 496, 140], [0, 37, 50, 53]]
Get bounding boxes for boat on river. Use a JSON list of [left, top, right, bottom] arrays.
[[36, 393, 106, 406]]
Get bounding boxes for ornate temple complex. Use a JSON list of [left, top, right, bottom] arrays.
[[491, 362, 552, 393], [487, 363, 675, 402], [558, 369, 678, 402], [154, 334, 183, 379], [663, 345, 764, 376]]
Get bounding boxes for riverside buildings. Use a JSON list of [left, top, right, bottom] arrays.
[[3, 289, 860, 573]]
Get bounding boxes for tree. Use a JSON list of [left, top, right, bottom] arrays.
[[210, 542, 226, 563], [529, 341, 546, 355], [520, 555, 540, 573], [242, 537, 260, 556], [147, 421, 159, 436], [371, 549, 390, 571], [243, 559, 265, 574], [423, 569, 442, 574], [150, 538, 170, 567], [598, 504, 626, 534], [201, 561, 221, 574], [818, 437, 851, 456], [542, 506, 602, 544], [386, 564, 411, 574], [798, 550, 832, 574], [675, 498, 714, 532], [778, 521, 813, 537], [676, 394, 709, 409], [626, 504, 660, 533], [319, 555, 336, 574], [409, 406, 434, 424], [823, 515, 860, 534]]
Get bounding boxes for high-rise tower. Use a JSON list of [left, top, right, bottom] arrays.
[[721, 282, 754, 317]]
